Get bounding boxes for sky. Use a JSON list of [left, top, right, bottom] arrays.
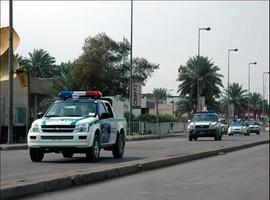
[[1, 1, 269, 101]]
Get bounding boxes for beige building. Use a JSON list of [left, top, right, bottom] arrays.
[[0, 77, 52, 143]]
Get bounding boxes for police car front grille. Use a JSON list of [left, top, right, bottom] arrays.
[[41, 136, 74, 140], [195, 125, 209, 129], [41, 125, 75, 133]]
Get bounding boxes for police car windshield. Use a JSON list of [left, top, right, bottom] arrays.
[[45, 102, 96, 117], [192, 114, 218, 122]]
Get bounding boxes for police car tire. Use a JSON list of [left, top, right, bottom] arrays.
[[214, 134, 219, 141], [30, 148, 44, 162], [86, 135, 100, 162], [113, 133, 125, 158], [62, 151, 74, 158], [219, 135, 222, 140]]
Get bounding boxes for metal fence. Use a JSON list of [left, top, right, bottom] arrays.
[[128, 122, 188, 135]]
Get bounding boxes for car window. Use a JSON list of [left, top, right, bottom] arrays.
[[99, 103, 107, 116], [45, 102, 96, 117], [192, 114, 218, 122]]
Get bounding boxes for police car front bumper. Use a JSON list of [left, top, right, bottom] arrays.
[[27, 132, 93, 148], [189, 128, 218, 137]]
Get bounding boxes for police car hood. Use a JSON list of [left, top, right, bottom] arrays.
[[34, 116, 98, 126]]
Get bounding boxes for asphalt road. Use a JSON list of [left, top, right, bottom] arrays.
[[1, 133, 269, 186], [18, 143, 269, 200]]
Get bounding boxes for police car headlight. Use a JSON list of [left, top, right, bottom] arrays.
[[31, 124, 41, 133], [210, 122, 218, 128], [187, 123, 195, 130], [75, 123, 89, 133]]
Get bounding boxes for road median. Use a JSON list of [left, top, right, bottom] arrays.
[[0, 138, 268, 200]]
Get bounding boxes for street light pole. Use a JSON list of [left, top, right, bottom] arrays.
[[197, 27, 210, 112], [227, 48, 238, 122], [128, 0, 133, 134], [263, 71, 270, 124], [248, 62, 257, 120], [8, 0, 14, 144]]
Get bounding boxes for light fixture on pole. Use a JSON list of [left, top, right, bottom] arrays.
[[248, 62, 257, 120], [197, 27, 211, 112], [227, 48, 238, 122], [263, 71, 270, 124]]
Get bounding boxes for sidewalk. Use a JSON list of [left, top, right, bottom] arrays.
[[0, 132, 187, 151]]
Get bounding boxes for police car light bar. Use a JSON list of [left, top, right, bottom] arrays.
[[59, 91, 102, 100]]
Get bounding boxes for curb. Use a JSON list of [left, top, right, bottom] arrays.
[[0, 133, 187, 151], [0, 139, 268, 200]]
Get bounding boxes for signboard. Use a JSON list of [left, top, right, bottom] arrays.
[[229, 104, 234, 118], [132, 82, 141, 108], [198, 96, 205, 111]]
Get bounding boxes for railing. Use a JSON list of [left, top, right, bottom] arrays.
[[127, 121, 188, 135]]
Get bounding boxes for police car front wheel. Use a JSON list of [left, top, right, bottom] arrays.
[[30, 148, 44, 162], [86, 135, 100, 162]]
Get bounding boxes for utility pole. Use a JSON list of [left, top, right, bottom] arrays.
[[128, 0, 133, 134], [248, 62, 257, 121], [155, 92, 159, 135], [197, 27, 210, 112], [8, 0, 14, 144]]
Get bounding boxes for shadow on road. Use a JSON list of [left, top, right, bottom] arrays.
[[42, 156, 146, 164]]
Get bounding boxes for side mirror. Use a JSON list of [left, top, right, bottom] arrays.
[[37, 112, 44, 119], [100, 112, 111, 119]]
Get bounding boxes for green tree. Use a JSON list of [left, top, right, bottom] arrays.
[[175, 95, 193, 118], [19, 49, 57, 78], [220, 83, 248, 118], [52, 62, 78, 95], [177, 56, 223, 112], [74, 33, 159, 97], [248, 92, 264, 118], [153, 88, 167, 100]]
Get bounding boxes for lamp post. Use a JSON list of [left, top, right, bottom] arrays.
[[128, 0, 133, 135], [197, 27, 211, 112], [263, 71, 270, 124], [170, 100, 174, 118], [167, 89, 174, 118], [248, 62, 257, 120], [8, 0, 14, 144], [227, 48, 238, 122]]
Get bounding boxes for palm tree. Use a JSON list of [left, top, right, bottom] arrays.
[[220, 83, 248, 118], [153, 88, 167, 100], [175, 95, 193, 119], [19, 49, 56, 78], [177, 56, 223, 112], [248, 92, 264, 119], [52, 62, 78, 95]]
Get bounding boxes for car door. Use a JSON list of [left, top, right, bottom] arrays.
[[104, 102, 117, 144], [99, 102, 112, 144]]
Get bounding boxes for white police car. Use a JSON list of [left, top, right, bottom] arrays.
[[187, 111, 222, 141], [27, 91, 126, 162]]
